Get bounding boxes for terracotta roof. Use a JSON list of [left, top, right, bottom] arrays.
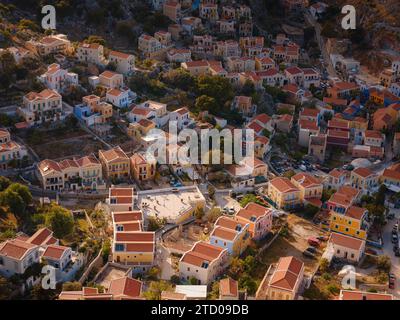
[[113, 211, 143, 223], [100, 70, 120, 79], [110, 188, 133, 197], [382, 168, 400, 181], [333, 81, 359, 91], [285, 66, 303, 75], [247, 121, 263, 133], [364, 130, 384, 140], [352, 167, 373, 178], [184, 60, 209, 68], [300, 108, 319, 118], [107, 88, 123, 97], [269, 256, 304, 291], [76, 156, 100, 167], [253, 113, 271, 125], [115, 232, 154, 242], [340, 290, 393, 300], [219, 278, 238, 297], [27, 228, 53, 246], [0, 239, 37, 260], [291, 172, 322, 188], [109, 50, 133, 60], [329, 232, 364, 251], [181, 241, 226, 267], [211, 226, 237, 241], [108, 276, 142, 299], [329, 168, 346, 179], [24, 89, 60, 102], [42, 245, 70, 260], [299, 119, 319, 131], [100, 146, 128, 163], [236, 202, 271, 222], [345, 206, 367, 220], [269, 177, 299, 193]]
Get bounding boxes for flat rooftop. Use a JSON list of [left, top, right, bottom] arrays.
[[137, 186, 205, 222]]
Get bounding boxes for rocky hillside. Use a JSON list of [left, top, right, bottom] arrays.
[[320, 0, 400, 74]]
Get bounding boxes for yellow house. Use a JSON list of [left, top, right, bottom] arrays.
[[291, 172, 323, 203], [268, 177, 301, 210], [127, 119, 156, 141], [112, 230, 155, 267], [350, 167, 378, 194], [254, 136, 270, 159], [330, 206, 369, 240], [99, 146, 130, 180], [130, 153, 156, 182], [260, 256, 304, 300], [210, 216, 251, 256], [350, 117, 368, 131], [380, 165, 400, 189]]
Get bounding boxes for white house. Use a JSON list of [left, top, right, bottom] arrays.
[[39, 63, 78, 92], [106, 88, 130, 108], [169, 107, 193, 130], [0, 239, 40, 278]]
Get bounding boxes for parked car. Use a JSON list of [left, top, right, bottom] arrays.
[[392, 234, 398, 244], [306, 246, 317, 254], [393, 244, 398, 252], [302, 250, 315, 258], [395, 248, 400, 257], [389, 274, 396, 289], [317, 235, 328, 241], [387, 212, 395, 220], [308, 237, 320, 247], [366, 248, 378, 255]]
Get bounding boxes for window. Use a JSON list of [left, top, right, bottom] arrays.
[[115, 244, 124, 251]]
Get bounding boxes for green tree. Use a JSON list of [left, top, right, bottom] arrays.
[[146, 267, 161, 281], [84, 35, 107, 46], [45, 205, 74, 239], [170, 275, 181, 285], [147, 217, 162, 231], [0, 176, 11, 191], [322, 189, 336, 202], [239, 274, 257, 295], [207, 207, 221, 223], [194, 206, 205, 220], [101, 239, 111, 264], [377, 255, 391, 273], [195, 95, 218, 112], [7, 183, 32, 205], [62, 281, 82, 291], [143, 281, 172, 300], [0, 189, 26, 218], [302, 204, 320, 219], [240, 194, 265, 207], [162, 68, 195, 91], [228, 257, 244, 279], [195, 75, 234, 107], [319, 258, 329, 273], [0, 276, 11, 300], [207, 185, 216, 200], [189, 276, 199, 285]]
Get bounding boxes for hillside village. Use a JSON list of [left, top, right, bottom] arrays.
[[0, 0, 399, 301]]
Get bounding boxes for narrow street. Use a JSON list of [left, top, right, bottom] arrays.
[[381, 208, 400, 298], [304, 11, 338, 79]]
